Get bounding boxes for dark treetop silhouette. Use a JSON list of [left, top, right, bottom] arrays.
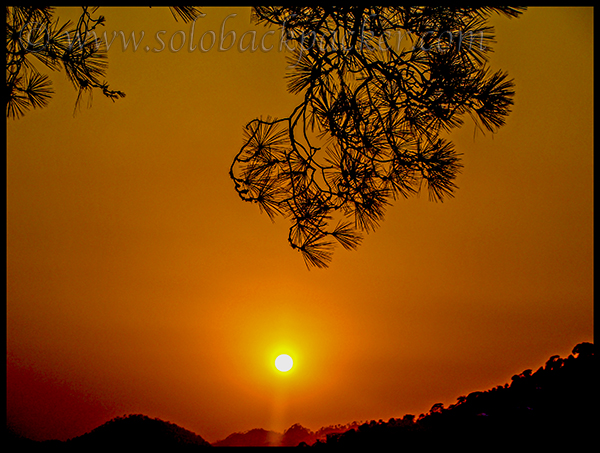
[[312, 342, 595, 450], [230, 7, 525, 268]]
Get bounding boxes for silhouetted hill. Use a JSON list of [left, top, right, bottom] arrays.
[[65, 414, 211, 451], [310, 342, 596, 450], [212, 428, 281, 447], [5, 414, 212, 452]]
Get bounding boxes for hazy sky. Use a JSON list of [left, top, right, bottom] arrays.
[[7, 7, 593, 443]]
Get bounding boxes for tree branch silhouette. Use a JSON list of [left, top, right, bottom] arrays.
[[6, 6, 202, 118], [231, 7, 525, 268]]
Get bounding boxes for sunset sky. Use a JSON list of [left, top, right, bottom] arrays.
[[6, 7, 593, 444]]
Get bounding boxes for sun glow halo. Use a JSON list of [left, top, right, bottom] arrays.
[[275, 354, 293, 372]]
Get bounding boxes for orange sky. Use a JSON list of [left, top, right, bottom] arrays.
[[6, 7, 593, 443]]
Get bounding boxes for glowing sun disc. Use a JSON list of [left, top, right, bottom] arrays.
[[275, 354, 293, 372]]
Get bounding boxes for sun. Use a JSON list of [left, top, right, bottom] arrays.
[[275, 354, 293, 372]]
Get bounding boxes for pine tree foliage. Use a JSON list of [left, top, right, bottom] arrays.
[[6, 6, 201, 118], [231, 7, 525, 268]]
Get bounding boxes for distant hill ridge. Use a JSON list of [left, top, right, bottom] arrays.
[[211, 422, 363, 447], [6, 342, 595, 450], [211, 427, 280, 447]]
